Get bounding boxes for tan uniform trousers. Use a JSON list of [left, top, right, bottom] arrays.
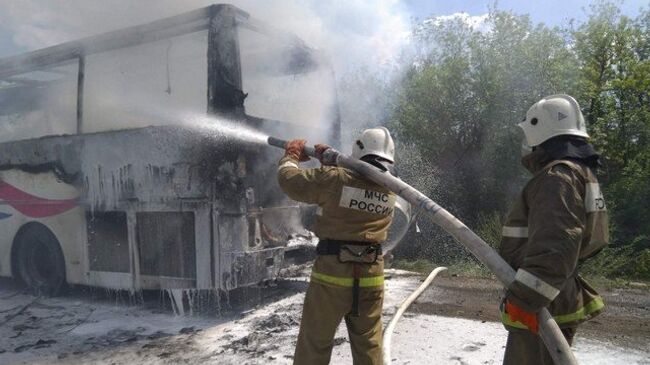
[[293, 256, 384, 365], [503, 327, 576, 365]]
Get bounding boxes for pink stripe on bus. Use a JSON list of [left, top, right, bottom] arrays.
[[0, 180, 78, 218]]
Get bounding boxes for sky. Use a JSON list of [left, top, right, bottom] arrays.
[[404, 0, 646, 26]]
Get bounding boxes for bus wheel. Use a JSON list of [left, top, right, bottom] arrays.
[[13, 223, 66, 296]]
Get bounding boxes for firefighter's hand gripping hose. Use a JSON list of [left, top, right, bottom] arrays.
[[382, 266, 447, 365], [267, 136, 579, 365]]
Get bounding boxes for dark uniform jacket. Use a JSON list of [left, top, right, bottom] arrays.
[[499, 156, 609, 329]]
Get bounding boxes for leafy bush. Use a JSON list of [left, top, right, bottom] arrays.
[[580, 246, 634, 277], [476, 211, 503, 250], [629, 248, 650, 280], [581, 244, 650, 281]]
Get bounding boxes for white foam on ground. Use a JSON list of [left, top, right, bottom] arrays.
[[331, 314, 650, 365], [1, 273, 648, 365]]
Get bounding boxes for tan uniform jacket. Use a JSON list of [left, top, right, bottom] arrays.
[[499, 159, 609, 329], [277, 156, 395, 243]]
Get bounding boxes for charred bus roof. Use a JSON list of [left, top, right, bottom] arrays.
[[0, 4, 338, 142], [0, 4, 318, 81]]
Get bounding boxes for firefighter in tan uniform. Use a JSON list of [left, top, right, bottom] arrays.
[[277, 127, 396, 365], [499, 94, 609, 364]]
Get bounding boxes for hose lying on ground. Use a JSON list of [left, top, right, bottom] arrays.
[[267, 137, 579, 365], [382, 267, 447, 365]]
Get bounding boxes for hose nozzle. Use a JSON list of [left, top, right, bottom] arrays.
[[267, 136, 317, 157], [267, 136, 287, 149]]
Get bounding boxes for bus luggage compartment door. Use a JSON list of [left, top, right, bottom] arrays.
[[216, 211, 284, 291]]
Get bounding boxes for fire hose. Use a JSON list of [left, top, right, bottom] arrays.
[[267, 136, 579, 365], [382, 267, 447, 365]]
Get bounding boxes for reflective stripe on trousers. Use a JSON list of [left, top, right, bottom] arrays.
[[311, 271, 384, 288], [501, 297, 605, 330]]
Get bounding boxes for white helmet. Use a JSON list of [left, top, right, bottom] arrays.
[[519, 94, 589, 149], [352, 127, 395, 163]]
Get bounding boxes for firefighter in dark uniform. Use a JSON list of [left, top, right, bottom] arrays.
[[499, 94, 609, 364], [277, 127, 396, 365]]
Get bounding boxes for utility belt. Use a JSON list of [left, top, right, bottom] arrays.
[[316, 239, 382, 264], [316, 239, 383, 318]]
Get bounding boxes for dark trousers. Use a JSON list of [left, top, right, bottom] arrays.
[[503, 327, 577, 365]]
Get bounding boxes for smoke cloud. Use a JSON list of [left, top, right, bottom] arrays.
[[0, 0, 410, 73]]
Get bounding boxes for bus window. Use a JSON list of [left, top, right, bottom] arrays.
[[137, 212, 196, 279], [83, 30, 208, 133], [87, 211, 130, 273], [238, 26, 337, 142], [0, 63, 79, 143]]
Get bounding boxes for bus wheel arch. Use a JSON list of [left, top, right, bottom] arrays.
[[11, 222, 67, 296]]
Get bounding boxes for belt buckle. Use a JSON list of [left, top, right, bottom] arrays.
[[339, 244, 379, 264]]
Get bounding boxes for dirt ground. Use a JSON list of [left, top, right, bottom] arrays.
[[411, 275, 650, 351]]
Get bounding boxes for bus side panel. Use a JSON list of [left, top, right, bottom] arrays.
[[0, 170, 87, 284]]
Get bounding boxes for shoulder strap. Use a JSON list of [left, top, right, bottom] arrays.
[[541, 159, 580, 172], [534, 159, 584, 179], [537, 159, 594, 200]]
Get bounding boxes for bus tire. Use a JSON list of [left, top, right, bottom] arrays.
[[12, 222, 67, 296]]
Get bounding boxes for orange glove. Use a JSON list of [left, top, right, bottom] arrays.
[[314, 143, 334, 165], [505, 300, 539, 334], [285, 139, 310, 162]]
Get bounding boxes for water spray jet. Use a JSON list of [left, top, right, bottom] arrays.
[[267, 136, 579, 365], [177, 113, 270, 145]]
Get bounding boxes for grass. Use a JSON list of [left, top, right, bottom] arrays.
[[582, 275, 631, 291], [392, 258, 494, 278], [392, 258, 650, 292]]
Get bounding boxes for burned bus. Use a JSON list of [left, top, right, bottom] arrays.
[[0, 4, 342, 299]]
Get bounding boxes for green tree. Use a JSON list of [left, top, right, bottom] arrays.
[[574, 3, 650, 248], [390, 10, 578, 262]]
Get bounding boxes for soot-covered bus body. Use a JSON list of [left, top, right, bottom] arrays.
[[0, 4, 341, 297]]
